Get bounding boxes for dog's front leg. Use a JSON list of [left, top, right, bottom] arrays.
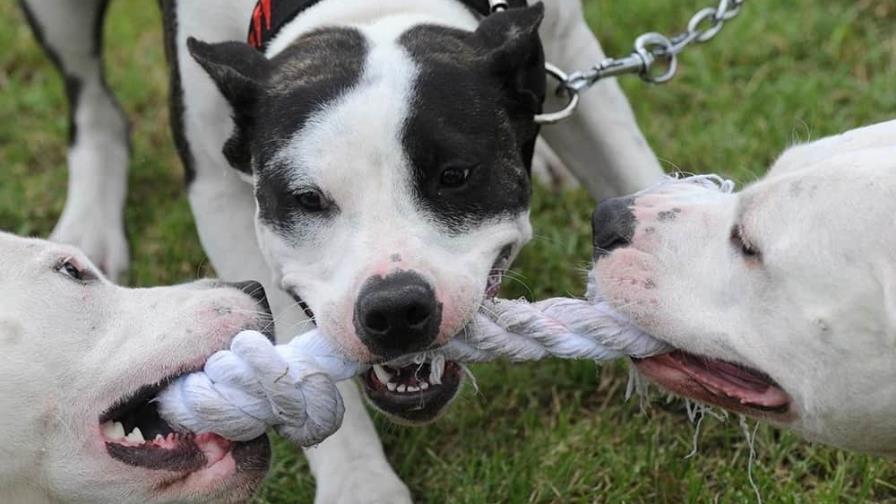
[[538, 0, 665, 200], [304, 381, 413, 504], [21, 0, 131, 281]]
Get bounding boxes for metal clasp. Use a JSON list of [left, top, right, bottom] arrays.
[[535, 63, 580, 125]]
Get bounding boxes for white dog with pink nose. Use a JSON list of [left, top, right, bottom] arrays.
[[592, 119, 896, 456]]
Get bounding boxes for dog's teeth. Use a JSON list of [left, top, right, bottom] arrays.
[[387, 382, 397, 392], [101, 421, 125, 440], [154, 434, 164, 442], [125, 427, 145, 444], [429, 357, 445, 385], [397, 384, 407, 393], [407, 385, 420, 392], [372, 365, 393, 384], [420, 382, 430, 390], [104, 421, 126, 440]]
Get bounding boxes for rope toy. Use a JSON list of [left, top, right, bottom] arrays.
[[156, 295, 669, 446], [156, 176, 731, 447], [157, 330, 365, 446]]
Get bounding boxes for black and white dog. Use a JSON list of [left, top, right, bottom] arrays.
[[20, 0, 662, 500]]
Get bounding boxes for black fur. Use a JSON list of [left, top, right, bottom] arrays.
[[189, 28, 368, 233], [187, 38, 271, 175], [399, 4, 545, 231], [160, 0, 197, 185]]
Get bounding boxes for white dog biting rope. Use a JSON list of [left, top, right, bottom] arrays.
[[157, 294, 670, 446], [158, 176, 730, 447]]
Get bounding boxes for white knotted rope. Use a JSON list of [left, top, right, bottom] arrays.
[[156, 296, 668, 446], [157, 330, 366, 446], [157, 174, 732, 447]]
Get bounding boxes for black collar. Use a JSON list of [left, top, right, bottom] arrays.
[[247, 0, 528, 51]]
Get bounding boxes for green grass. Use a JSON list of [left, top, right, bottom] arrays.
[[1, 0, 894, 502]]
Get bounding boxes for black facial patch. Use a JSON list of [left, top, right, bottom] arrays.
[[399, 21, 543, 232], [250, 28, 367, 232]]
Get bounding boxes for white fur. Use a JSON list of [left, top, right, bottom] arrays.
[[594, 119, 896, 456], [0, 232, 270, 503], [29, 0, 666, 500]]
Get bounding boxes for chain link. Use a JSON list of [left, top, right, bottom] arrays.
[[563, 0, 744, 93]]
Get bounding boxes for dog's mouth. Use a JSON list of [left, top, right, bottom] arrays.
[[98, 373, 270, 477], [361, 358, 463, 424], [485, 244, 512, 299], [633, 350, 795, 421], [359, 246, 511, 423]]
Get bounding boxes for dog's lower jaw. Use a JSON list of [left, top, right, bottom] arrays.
[[361, 360, 463, 424]]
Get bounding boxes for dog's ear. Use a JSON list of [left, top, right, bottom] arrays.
[[474, 2, 546, 115], [187, 38, 269, 174], [187, 37, 268, 107]]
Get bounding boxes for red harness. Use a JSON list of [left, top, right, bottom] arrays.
[[248, 0, 324, 50]]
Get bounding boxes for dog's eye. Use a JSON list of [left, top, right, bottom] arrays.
[[294, 189, 329, 213], [731, 225, 761, 260], [56, 258, 95, 283], [439, 166, 472, 188]]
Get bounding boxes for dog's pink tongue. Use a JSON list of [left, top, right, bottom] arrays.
[[195, 433, 231, 467], [674, 353, 790, 408]]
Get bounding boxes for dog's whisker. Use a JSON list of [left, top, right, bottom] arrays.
[[499, 276, 534, 298]]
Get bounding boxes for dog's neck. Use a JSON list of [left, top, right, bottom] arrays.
[[264, 0, 480, 57]]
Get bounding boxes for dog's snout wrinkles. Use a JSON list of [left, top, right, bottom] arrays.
[[592, 196, 636, 258], [354, 272, 442, 358]]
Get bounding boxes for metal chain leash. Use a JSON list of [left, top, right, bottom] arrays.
[[487, 0, 747, 124], [565, 0, 745, 91]]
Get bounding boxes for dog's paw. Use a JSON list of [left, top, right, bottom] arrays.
[[314, 465, 412, 504], [50, 211, 129, 283]]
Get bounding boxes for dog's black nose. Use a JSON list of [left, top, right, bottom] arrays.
[[592, 196, 636, 258], [354, 272, 442, 358]]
